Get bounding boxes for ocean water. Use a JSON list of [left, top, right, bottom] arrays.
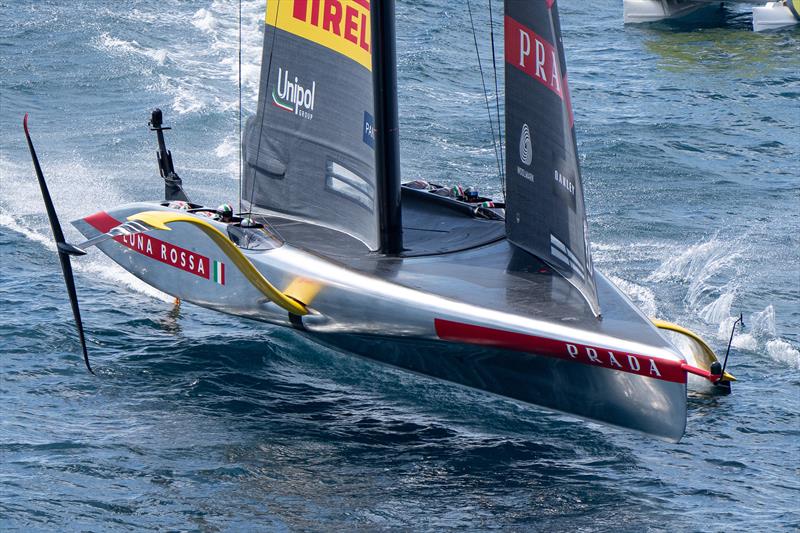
[[1, 0, 798, 530]]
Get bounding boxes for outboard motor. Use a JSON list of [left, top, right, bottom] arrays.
[[149, 108, 189, 202]]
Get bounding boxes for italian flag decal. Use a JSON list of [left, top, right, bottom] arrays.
[[212, 260, 225, 285]]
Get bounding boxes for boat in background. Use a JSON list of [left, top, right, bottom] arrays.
[[752, 1, 800, 30], [25, 0, 736, 442], [624, 0, 800, 31]]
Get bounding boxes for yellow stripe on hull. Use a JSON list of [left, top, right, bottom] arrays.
[[791, 0, 800, 20], [127, 211, 310, 316], [651, 318, 736, 381]]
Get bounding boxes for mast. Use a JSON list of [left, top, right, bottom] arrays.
[[371, 0, 403, 254]]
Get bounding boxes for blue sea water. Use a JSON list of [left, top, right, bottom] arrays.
[[1, 0, 798, 530]]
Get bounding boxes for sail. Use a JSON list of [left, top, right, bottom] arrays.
[[504, 0, 601, 316], [243, 0, 379, 250]]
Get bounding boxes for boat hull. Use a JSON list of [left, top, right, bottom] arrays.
[[309, 332, 686, 440], [753, 2, 800, 31], [624, 0, 720, 23], [73, 202, 688, 441]]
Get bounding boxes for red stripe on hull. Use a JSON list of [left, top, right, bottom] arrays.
[[83, 211, 120, 233], [434, 319, 686, 383], [84, 211, 211, 280]]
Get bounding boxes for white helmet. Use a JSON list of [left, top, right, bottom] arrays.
[[167, 200, 190, 210]]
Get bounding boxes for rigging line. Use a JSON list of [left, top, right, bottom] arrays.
[[238, 0, 243, 215], [487, 0, 505, 200], [467, 0, 503, 195], [246, 0, 282, 215]]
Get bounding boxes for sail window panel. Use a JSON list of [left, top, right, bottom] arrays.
[[326, 160, 375, 211]]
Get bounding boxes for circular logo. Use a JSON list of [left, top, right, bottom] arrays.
[[520, 123, 533, 166]]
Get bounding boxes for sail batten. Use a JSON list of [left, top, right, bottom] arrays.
[[504, 0, 600, 316]]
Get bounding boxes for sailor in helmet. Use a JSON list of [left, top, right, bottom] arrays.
[[167, 200, 190, 210], [240, 216, 258, 228], [217, 203, 234, 223]]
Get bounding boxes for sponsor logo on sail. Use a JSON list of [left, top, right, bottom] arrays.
[[519, 123, 533, 165], [362, 111, 375, 148], [516, 123, 535, 183], [505, 16, 564, 99], [505, 15, 575, 127], [267, 0, 372, 70], [272, 67, 316, 120], [554, 169, 575, 197]]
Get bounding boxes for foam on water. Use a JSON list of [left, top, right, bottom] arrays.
[[95, 2, 264, 122], [714, 304, 800, 369], [591, 241, 676, 269], [749, 304, 777, 338], [0, 209, 171, 303], [95, 32, 169, 66], [0, 212, 54, 251], [0, 155, 125, 238], [214, 134, 242, 176], [698, 291, 734, 324], [0, 155, 170, 302], [691, 243, 790, 354], [766, 339, 800, 370], [187, 1, 265, 108], [647, 237, 742, 312], [598, 234, 799, 373], [606, 273, 658, 317], [192, 8, 217, 33]]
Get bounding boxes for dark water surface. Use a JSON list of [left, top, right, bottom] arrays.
[[1, 1, 798, 530]]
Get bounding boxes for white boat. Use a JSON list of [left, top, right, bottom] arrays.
[[623, 0, 720, 24], [623, 0, 800, 31], [24, 0, 735, 442], [752, 1, 800, 30]]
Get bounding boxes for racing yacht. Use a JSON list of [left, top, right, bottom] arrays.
[[25, 0, 735, 442]]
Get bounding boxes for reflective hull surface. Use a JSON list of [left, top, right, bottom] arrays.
[[74, 202, 688, 441]]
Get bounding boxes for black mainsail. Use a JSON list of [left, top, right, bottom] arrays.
[[243, 0, 380, 250], [245, 0, 600, 312], [504, 0, 601, 316]]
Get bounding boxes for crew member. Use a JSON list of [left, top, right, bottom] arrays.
[[217, 203, 234, 223], [167, 200, 190, 210]]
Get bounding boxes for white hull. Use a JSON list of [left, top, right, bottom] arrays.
[[623, 0, 718, 23], [625, 0, 800, 31], [753, 2, 800, 30]]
